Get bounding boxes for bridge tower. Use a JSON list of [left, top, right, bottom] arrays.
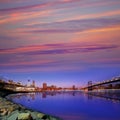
[[88, 81, 92, 91]]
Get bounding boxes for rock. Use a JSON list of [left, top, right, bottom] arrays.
[[7, 106, 15, 115], [0, 96, 60, 120], [16, 113, 33, 120], [0, 108, 8, 116], [49, 116, 58, 120], [7, 110, 19, 120], [30, 112, 38, 120], [37, 113, 45, 118]]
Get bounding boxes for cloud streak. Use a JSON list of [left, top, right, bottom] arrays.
[[0, 0, 119, 13], [20, 18, 120, 34], [0, 43, 118, 55], [0, 0, 120, 84]]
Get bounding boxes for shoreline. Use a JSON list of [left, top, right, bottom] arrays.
[[0, 91, 61, 120]]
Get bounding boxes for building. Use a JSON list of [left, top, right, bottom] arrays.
[[16, 86, 35, 92], [32, 80, 35, 87], [43, 83, 47, 90], [72, 85, 75, 90], [27, 79, 31, 87]]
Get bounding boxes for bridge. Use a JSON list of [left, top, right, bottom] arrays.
[[83, 76, 120, 91], [0, 79, 36, 92], [0, 80, 24, 91]]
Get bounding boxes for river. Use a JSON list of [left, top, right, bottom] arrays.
[[7, 91, 120, 120]]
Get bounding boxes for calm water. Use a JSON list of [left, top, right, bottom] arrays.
[[8, 91, 120, 120]]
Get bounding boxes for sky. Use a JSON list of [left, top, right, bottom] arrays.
[[0, 0, 120, 88]]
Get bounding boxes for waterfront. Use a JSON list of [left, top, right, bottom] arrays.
[[8, 91, 120, 120], [0, 91, 60, 120]]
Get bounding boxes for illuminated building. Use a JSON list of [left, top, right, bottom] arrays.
[[73, 85, 75, 90], [43, 83, 47, 90], [32, 80, 35, 87]]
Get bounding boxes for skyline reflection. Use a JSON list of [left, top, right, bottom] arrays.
[[7, 91, 120, 120], [8, 90, 120, 103]]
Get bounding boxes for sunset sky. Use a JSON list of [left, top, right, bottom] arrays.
[[0, 0, 120, 87]]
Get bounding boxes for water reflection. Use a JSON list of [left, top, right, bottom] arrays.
[[87, 90, 120, 103], [9, 91, 81, 100], [8, 91, 120, 103], [8, 91, 120, 120]]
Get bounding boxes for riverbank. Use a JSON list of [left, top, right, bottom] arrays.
[[0, 91, 61, 120]]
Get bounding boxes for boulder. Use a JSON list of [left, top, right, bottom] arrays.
[[37, 113, 45, 118], [16, 113, 33, 120], [0, 108, 8, 116], [7, 110, 19, 120]]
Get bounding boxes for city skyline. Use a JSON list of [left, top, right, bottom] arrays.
[[0, 0, 120, 87]]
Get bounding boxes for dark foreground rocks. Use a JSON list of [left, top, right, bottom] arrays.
[[0, 97, 60, 120]]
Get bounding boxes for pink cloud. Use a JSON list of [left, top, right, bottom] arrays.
[[0, 43, 118, 55]]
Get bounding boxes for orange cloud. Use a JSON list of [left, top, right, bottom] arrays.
[[73, 25, 120, 44], [84, 25, 120, 33]]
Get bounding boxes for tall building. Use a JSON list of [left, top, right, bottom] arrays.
[[32, 80, 35, 87], [43, 83, 47, 90], [27, 79, 31, 87], [72, 85, 75, 90]]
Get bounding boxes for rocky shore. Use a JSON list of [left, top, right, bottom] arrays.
[[0, 91, 60, 120]]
